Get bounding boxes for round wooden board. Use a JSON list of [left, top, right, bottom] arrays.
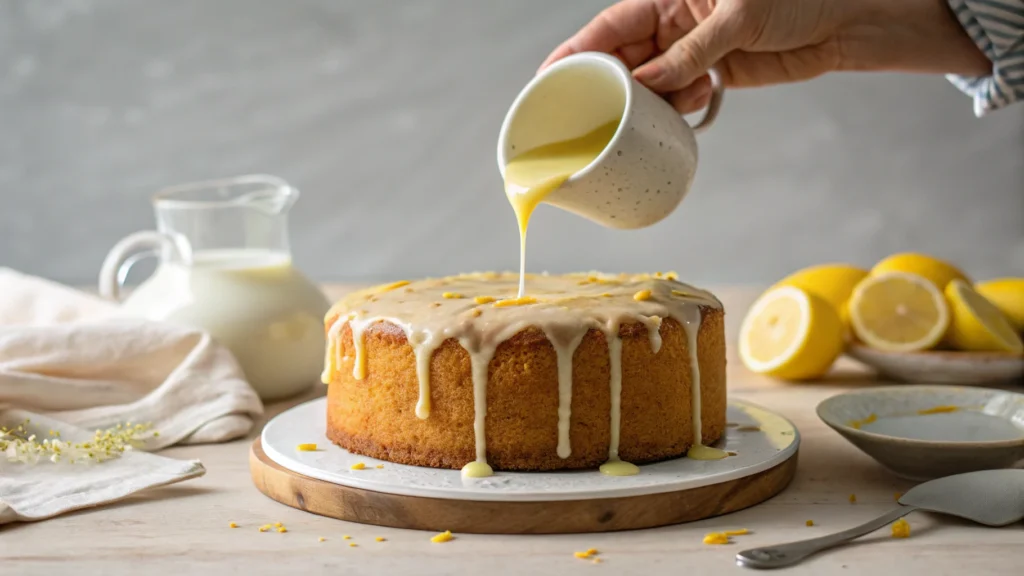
[[250, 438, 798, 534]]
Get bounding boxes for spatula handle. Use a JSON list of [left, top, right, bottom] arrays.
[[736, 506, 917, 569]]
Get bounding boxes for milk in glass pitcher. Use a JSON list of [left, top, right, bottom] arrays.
[[99, 175, 330, 401]]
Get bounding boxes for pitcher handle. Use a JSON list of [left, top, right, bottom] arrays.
[[690, 68, 724, 134], [99, 231, 176, 301]]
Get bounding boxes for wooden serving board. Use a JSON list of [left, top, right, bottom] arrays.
[[250, 438, 798, 534]]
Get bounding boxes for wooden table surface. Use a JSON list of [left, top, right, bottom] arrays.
[[1, 286, 1020, 576]]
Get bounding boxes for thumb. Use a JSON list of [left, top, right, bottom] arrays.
[[634, 12, 738, 93]]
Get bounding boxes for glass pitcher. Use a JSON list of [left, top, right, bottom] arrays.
[[99, 174, 330, 401]]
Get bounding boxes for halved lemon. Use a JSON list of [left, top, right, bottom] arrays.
[[848, 272, 949, 352], [739, 286, 845, 380], [870, 252, 969, 290], [945, 279, 1023, 353], [975, 278, 1024, 332]]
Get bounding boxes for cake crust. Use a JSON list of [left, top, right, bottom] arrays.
[[326, 308, 726, 471]]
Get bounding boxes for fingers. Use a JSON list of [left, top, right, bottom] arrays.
[[633, 11, 740, 93], [539, 0, 658, 71], [667, 74, 713, 114]]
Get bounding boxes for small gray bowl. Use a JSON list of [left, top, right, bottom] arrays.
[[817, 385, 1024, 481]]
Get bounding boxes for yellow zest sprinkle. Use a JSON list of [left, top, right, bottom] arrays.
[[586, 548, 599, 555], [375, 537, 386, 542], [277, 527, 287, 533], [805, 520, 814, 527], [273, 522, 283, 528], [671, 289, 695, 298], [229, 522, 238, 528], [470, 309, 482, 317], [849, 493, 857, 504], [703, 532, 730, 545], [430, 530, 454, 543], [574, 551, 591, 559], [318, 537, 326, 542], [895, 492, 903, 501], [918, 405, 959, 415], [442, 292, 463, 299], [601, 293, 613, 298], [849, 414, 877, 430], [593, 558, 604, 564], [379, 280, 410, 292], [349, 542, 358, 548], [375, 464, 384, 469], [891, 518, 911, 538], [343, 535, 351, 540], [296, 443, 317, 451], [474, 296, 495, 304], [665, 271, 678, 280], [654, 271, 663, 277], [258, 526, 269, 533], [633, 289, 652, 302], [350, 462, 366, 470], [723, 529, 750, 536], [494, 296, 538, 307]]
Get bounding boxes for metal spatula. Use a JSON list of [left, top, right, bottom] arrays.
[[737, 469, 1024, 569]]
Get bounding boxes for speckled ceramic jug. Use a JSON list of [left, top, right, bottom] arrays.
[[497, 52, 723, 229]]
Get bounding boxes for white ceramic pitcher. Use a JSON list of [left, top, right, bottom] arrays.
[[497, 52, 723, 229], [99, 175, 330, 401]]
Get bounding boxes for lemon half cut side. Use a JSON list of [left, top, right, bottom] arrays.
[[739, 286, 844, 380], [848, 272, 949, 353]]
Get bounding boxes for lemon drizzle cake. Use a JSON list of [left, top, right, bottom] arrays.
[[322, 272, 726, 477]]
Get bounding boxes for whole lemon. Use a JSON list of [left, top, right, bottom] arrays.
[[871, 253, 969, 291]]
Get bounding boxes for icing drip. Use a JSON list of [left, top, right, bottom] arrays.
[[350, 318, 369, 380], [683, 304, 728, 461], [411, 332, 434, 419], [463, 342, 495, 477], [605, 327, 624, 460], [553, 332, 585, 459]]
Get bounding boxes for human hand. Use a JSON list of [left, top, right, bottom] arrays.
[[542, 0, 991, 114]]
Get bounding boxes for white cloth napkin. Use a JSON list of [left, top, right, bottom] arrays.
[[0, 268, 264, 523]]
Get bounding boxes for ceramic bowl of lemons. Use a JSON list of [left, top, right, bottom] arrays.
[[740, 254, 1024, 385], [818, 385, 1024, 480]]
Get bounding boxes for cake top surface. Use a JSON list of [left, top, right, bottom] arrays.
[[327, 272, 721, 353]]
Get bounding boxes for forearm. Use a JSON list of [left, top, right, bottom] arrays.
[[838, 0, 992, 76]]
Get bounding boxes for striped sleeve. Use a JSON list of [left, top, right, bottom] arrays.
[[946, 0, 1024, 116]]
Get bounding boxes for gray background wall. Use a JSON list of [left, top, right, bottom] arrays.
[[2, 0, 1022, 286]]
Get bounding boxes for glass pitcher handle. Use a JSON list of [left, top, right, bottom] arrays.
[[99, 231, 176, 302]]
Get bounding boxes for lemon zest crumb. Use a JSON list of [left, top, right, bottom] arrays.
[[849, 414, 877, 430], [593, 558, 604, 564], [431, 530, 454, 543], [891, 518, 910, 538], [442, 292, 464, 299], [805, 520, 814, 527], [318, 537, 326, 542], [350, 462, 366, 470], [375, 537, 386, 542], [723, 529, 749, 536], [228, 522, 238, 528], [703, 532, 730, 545], [349, 542, 358, 547], [849, 493, 857, 504], [917, 405, 959, 415], [474, 296, 496, 304], [375, 464, 384, 469], [273, 522, 283, 528], [296, 443, 318, 451], [494, 296, 538, 307], [343, 535, 351, 540], [633, 289, 652, 302], [277, 527, 287, 533]]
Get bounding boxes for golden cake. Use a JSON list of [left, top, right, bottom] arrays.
[[322, 272, 726, 475]]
